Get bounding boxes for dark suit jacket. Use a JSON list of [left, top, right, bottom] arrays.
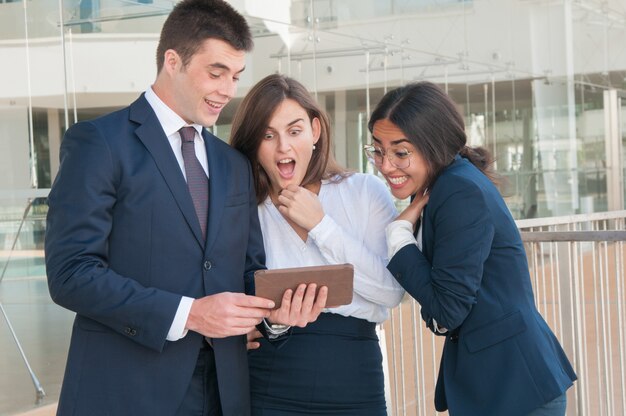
[[45, 94, 265, 416], [388, 155, 576, 416]]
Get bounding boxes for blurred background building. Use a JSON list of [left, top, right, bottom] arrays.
[[1, 1, 625, 415]]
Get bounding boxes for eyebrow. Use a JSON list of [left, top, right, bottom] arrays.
[[266, 118, 304, 131], [208, 63, 246, 74], [372, 137, 410, 145], [287, 118, 305, 127]]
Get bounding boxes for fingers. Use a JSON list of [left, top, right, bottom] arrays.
[[246, 328, 263, 350], [236, 294, 275, 310], [280, 288, 293, 311], [247, 340, 261, 350], [290, 283, 321, 328], [397, 193, 429, 225], [294, 284, 326, 327], [264, 283, 329, 328], [289, 284, 307, 316], [299, 283, 317, 317], [313, 286, 328, 313], [276, 187, 324, 231], [186, 293, 275, 339]]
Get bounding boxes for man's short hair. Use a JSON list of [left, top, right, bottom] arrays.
[[156, 0, 253, 72]]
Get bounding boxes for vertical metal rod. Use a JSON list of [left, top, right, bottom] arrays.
[[68, 29, 78, 124], [23, 0, 37, 188], [418, 306, 427, 416], [599, 242, 613, 415], [397, 302, 406, 415], [430, 332, 437, 416], [491, 76, 496, 159], [410, 301, 420, 415], [573, 240, 588, 416], [389, 308, 399, 415], [614, 241, 626, 416], [309, 0, 317, 99], [0, 302, 46, 402], [58, 0, 70, 130], [583, 241, 602, 414], [0, 200, 45, 402], [604, 242, 615, 416]]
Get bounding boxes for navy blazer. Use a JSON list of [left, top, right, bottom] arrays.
[[45, 95, 265, 416], [388, 155, 576, 416]]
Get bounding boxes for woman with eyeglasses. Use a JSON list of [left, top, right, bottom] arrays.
[[367, 81, 576, 416], [230, 74, 404, 415]]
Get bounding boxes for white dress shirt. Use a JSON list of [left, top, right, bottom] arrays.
[[144, 87, 205, 341], [259, 173, 405, 323], [386, 215, 447, 333]]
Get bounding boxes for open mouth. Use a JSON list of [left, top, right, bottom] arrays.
[[277, 158, 296, 178]]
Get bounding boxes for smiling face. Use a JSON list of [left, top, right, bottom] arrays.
[[372, 118, 430, 200], [257, 99, 321, 199], [156, 38, 245, 127]]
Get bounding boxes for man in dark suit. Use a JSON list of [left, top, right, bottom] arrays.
[[45, 1, 286, 415]]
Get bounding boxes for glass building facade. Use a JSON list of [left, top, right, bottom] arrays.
[[1, 0, 625, 222]]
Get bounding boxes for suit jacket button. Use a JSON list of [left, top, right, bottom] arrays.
[[203, 260, 212, 271], [124, 327, 137, 336]]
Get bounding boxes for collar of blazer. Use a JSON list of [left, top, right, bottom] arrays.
[[128, 95, 230, 252]]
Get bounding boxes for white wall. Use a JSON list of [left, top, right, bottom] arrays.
[[0, 107, 31, 190]]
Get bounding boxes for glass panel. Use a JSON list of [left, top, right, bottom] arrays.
[[575, 83, 607, 213]]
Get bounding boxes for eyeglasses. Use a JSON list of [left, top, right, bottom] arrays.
[[363, 144, 413, 169]]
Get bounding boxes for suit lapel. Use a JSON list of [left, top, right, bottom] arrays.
[[130, 96, 205, 248], [203, 130, 227, 254]]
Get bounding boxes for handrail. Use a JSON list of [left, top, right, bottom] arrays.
[[516, 210, 626, 228], [521, 230, 626, 242], [0, 197, 46, 403]]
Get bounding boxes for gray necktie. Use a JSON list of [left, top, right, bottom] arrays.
[[179, 127, 209, 239]]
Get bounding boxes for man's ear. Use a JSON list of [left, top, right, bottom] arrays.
[[163, 49, 181, 74]]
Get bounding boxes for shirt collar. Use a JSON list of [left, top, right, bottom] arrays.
[[144, 86, 203, 139]]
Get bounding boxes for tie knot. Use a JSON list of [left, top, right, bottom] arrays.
[[179, 126, 196, 143]]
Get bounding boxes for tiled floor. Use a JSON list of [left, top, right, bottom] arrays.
[[0, 269, 73, 416]]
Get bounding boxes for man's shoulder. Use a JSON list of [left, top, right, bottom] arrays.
[[203, 130, 249, 164]]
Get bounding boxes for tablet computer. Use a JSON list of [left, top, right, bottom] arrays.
[[254, 263, 354, 308]]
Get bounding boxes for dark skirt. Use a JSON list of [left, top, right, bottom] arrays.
[[248, 313, 387, 416]]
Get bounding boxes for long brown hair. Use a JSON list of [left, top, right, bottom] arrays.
[[368, 81, 499, 189], [230, 74, 347, 203]]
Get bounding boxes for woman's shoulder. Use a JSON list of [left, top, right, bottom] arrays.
[[430, 161, 496, 208], [436, 159, 487, 189]]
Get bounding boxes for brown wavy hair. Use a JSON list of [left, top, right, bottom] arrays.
[[230, 74, 348, 204]]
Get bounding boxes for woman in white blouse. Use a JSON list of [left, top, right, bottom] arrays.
[[230, 74, 404, 415]]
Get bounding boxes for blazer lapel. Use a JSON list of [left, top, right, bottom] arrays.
[[130, 96, 205, 248], [203, 130, 227, 254]]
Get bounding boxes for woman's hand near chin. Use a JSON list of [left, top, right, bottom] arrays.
[[276, 184, 324, 231], [396, 190, 429, 229]]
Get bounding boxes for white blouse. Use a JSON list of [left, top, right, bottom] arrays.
[[258, 173, 405, 323]]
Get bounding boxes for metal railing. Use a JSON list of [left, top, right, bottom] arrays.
[[0, 197, 48, 405], [383, 210, 626, 416]]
